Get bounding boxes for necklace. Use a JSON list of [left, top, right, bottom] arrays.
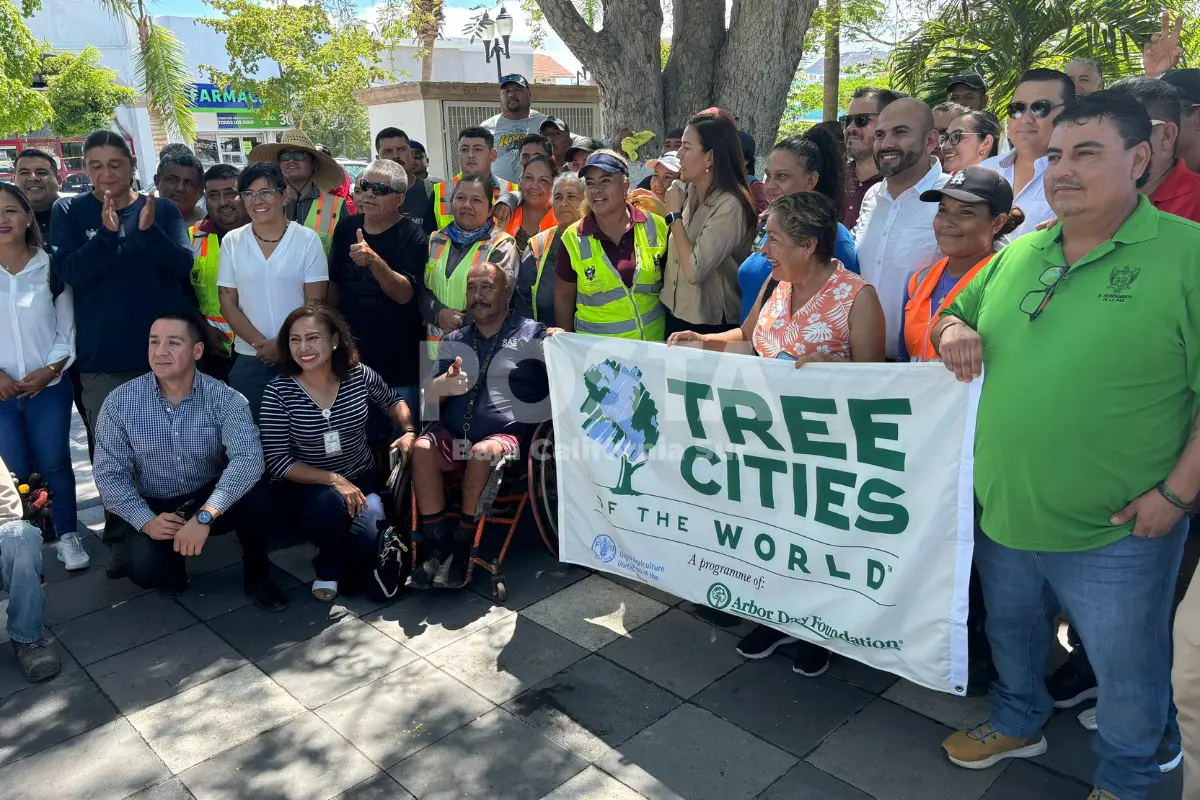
[[253, 225, 284, 243]]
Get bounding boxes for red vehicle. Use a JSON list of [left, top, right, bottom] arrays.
[[0, 135, 137, 193]]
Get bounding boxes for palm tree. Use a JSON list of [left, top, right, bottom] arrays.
[[97, 0, 195, 140], [890, 0, 1163, 108], [413, 0, 445, 81]]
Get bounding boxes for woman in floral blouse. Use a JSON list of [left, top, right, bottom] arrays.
[[667, 190, 885, 677]]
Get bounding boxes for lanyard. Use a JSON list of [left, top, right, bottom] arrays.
[[460, 323, 505, 436]]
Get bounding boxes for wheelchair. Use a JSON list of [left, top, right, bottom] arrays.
[[389, 419, 558, 603]]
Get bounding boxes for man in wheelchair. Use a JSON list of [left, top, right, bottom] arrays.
[[410, 261, 549, 588]]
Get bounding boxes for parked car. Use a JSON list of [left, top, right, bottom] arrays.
[[336, 159, 369, 180]]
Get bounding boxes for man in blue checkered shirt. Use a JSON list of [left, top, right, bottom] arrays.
[[93, 312, 287, 611]]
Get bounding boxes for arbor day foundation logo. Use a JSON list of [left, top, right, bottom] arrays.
[[580, 360, 660, 496], [706, 582, 732, 610]]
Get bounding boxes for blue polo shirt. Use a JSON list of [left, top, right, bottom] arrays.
[[431, 314, 550, 441]]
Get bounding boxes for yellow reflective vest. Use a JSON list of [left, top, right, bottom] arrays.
[[431, 174, 518, 230], [559, 213, 668, 341], [424, 227, 515, 358], [187, 225, 233, 354]]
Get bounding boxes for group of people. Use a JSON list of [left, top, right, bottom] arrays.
[[4, 29, 1200, 798]]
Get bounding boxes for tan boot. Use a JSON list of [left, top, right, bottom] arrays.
[[1085, 788, 1121, 800], [941, 722, 1047, 769], [12, 639, 61, 683]]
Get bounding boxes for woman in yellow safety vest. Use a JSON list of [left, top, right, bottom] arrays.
[[516, 170, 583, 324], [553, 151, 668, 341], [421, 174, 518, 360]]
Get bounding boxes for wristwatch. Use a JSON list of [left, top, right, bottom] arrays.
[[665, 211, 683, 227], [196, 509, 214, 526]]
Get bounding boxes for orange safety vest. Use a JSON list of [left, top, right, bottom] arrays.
[[503, 205, 557, 238], [903, 254, 992, 361]]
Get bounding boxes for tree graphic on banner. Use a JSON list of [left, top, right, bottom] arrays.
[[579, 360, 660, 496]]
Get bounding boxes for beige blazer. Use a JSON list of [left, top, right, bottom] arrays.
[[661, 188, 754, 326]]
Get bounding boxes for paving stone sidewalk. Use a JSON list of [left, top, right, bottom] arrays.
[[0, 416, 1184, 799]]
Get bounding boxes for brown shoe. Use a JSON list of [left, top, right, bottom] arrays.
[[1086, 788, 1122, 800], [942, 722, 1047, 769], [12, 639, 62, 683]]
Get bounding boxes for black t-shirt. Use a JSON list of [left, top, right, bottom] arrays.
[[329, 214, 430, 387], [403, 179, 436, 233], [35, 208, 52, 250]]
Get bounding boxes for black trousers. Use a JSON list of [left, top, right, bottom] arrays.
[[663, 309, 736, 338], [112, 480, 274, 589]]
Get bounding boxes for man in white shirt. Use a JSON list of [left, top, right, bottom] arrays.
[[979, 69, 1075, 237], [480, 74, 548, 185], [854, 98, 948, 360]]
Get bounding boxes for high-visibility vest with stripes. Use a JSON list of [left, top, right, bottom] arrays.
[[559, 213, 668, 341], [902, 254, 992, 361], [526, 228, 558, 323], [431, 174, 518, 230], [303, 191, 343, 255], [424, 227, 515, 358], [187, 225, 234, 354]]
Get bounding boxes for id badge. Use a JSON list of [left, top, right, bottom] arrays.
[[323, 430, 343, 456]]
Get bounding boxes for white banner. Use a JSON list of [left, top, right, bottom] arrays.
[[546, 334, 980, 694]]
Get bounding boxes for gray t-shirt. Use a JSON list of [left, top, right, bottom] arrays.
[[479, 110, 549, 184]]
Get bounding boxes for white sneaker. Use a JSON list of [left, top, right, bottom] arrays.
[[57, 534, 90, 571], [1078, 706, 1098, 731]]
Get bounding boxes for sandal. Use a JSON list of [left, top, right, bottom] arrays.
[[311, 579, 338, 602]]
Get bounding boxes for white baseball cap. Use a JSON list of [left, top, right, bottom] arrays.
[[646, 151, 682, 173]]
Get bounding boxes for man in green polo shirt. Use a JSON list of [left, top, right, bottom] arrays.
[[932, 91, 1200, 800]]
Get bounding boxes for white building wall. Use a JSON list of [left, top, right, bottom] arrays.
[[384, 39, 535, 85]]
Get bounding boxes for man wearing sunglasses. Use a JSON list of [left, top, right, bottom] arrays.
[[934, 91, 1200, 800], [841, 86, 904, 229], [328, 159, 428, 419], [979, 68, 1075, 238]]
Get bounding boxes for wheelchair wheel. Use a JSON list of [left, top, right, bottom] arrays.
[[528, 420, 559, 558]]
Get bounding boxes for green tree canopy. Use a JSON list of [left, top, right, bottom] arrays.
[[0, 0, 52, 136], [44, 46, 137, 138], [200, 0, 389, 155]]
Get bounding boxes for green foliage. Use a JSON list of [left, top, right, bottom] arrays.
[[306, 96, 370, 159], [890, 0, 1165, 109], [779, 59, 889, 138], [804, 0, 886, 54], [44, 46, 137, 138], [0, 0, 52, 136], [201, 0, 388, 147], [661, 39, 671, 70]]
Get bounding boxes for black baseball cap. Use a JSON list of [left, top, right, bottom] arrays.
[[500, 73, 530, 88], [564, 138, 603, 162], [540, 116, 569, 133], [947, 72, 988, 93], [920, 166, 1013, 213], [737, 130, 757, 161], [1162, 69, 1200, 106], [410, 140, 426, 155], [665, 127, 684, 140]]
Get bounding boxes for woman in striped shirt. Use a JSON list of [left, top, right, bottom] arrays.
[[260, 303, 416, 601]]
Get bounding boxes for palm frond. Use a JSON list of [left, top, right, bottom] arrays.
[[135, 21, 197, 141]]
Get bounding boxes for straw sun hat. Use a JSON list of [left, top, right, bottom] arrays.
[[248, 129, 347, 192]]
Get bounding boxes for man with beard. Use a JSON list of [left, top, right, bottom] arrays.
[[480, 74, 549, 185], [854, 97, 947, 360], [935, 90, 1200, 800], [13, 149, 60, 247], [842, 87, 905, 228], [187, 164, 248, 382], [155, 149, 205, 227], [980, 69, 1074, 236]]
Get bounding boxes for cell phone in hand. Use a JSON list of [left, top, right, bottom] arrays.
[[175, 499, 198, 519]]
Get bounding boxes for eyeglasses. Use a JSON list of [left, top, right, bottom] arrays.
[[278, 151, 310, 162], [940, 131, 984, 147], [238, 189, 281, 203], [840, 112, 879, 129], [357, 179, 396, 196], [1006, 100, 1063, 120], [1019, 266, 1069, 321]]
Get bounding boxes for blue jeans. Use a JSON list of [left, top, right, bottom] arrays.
[[975, 520, 1187, 800], [0, 379, 77, 539], [0, 521, 46, 643]]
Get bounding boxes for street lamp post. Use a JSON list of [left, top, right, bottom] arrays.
[[479, 7, 515, 83]]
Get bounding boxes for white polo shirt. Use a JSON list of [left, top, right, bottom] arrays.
[[979, 151, 1054, 238], [216, 221, 328, 356], [854, 159, 948, 359]]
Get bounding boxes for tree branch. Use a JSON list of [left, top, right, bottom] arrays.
[[538, 0, 605, 62], [843, 22, 920, 47]]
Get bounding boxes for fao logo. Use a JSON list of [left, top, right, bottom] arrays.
[[591, 534, 617, 563], [706, 582, 732, 610]]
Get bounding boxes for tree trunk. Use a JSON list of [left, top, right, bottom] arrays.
[[539, 0, 664, 139], [823, 0, 841, 121], [710, 0, 819, 148], [661, 0, 723, 133], [539, 0, 817, 149], [612, 456, 642, 496]]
